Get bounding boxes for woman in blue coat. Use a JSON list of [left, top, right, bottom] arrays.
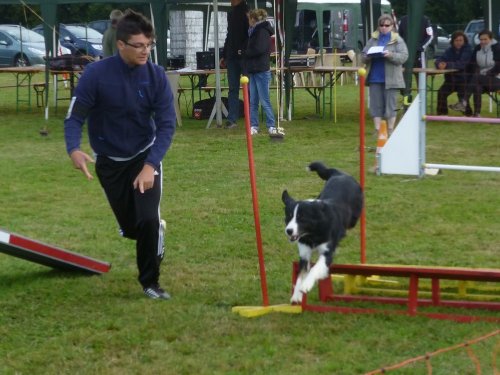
[[435, 31, 473, 115]]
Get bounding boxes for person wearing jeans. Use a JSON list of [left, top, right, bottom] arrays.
[[249, 70, 275, 134], [244, 8, 279, 137]]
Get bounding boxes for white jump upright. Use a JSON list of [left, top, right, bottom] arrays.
[[378, 70, 500, 176], [378, 94, 421, 176]]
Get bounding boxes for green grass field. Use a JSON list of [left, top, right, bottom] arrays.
[[0, 72, 499, 374]]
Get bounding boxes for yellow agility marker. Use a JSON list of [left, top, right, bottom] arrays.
[[357, 67, 367, 77], [232, 304, 302, 318], [240, 76, 249, 85]]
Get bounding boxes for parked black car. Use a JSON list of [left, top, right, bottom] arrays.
[[33, 24, 103, 58]]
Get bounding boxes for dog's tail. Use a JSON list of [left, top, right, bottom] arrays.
[[307, 162, 341, 181]]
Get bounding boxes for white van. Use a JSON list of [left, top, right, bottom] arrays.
[[293, 0, 392, 53]]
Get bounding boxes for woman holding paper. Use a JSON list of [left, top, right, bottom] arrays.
[[361, 14, 408, 136]]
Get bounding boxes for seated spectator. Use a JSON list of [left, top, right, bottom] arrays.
[[435, 31, 472, 115], [450, 29, 500, 117]]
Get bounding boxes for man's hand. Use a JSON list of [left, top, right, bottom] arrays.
[[219, 57, 226, 68], [133, 164, 156, 193], [69, 150, 95, 180]]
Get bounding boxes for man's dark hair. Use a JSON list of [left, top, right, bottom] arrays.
[[116, 9, 155, 42]]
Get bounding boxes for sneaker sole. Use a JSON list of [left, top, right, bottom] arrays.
[[269, 133, 284, 141]]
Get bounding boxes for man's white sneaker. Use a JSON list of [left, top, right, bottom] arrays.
[[144, 284, 171, 300], [268, 127, 284, 139], [250, 127, 259, 135]]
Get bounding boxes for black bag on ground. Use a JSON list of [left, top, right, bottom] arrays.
[[49, 54, 94, 71], [192, 97, 244, 120]]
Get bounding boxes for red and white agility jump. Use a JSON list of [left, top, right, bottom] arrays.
[[232, 70, 499, 322], [0, 228, 111, 275]]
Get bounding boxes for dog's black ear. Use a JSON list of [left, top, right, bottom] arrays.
[[282, 190, 295, 205]]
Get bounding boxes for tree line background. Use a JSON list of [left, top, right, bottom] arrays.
[[0, 3, 149, 27], [0, 1, 486, 33]]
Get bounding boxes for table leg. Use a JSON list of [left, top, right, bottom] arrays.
[[27, 73, 32, 109], [53, 73, 57, 112], [14, 73, 34, 112], [15, 73, 20, 112], [430, 75, 435, 114]]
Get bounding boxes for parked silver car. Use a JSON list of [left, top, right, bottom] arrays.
[[0, 24, 71, 67], [0, 25, 46, 66], [33, 24, 103, 58], [464, 19, 484, 47], [434, 25, 451, 57]]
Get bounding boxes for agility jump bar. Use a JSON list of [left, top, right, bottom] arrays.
[[0, 228, 111, 275], [424, 115, 500, 124]]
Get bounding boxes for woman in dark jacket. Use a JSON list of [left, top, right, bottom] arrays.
[[435, 31, 473, 115], [244, 9, 278, 136], [450, 29, 500, 117]]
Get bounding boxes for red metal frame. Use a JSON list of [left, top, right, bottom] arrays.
[[292, 262, 500, 323], [0, 229, 111, 274]]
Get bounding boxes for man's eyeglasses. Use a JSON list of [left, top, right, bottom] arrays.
[[379, 24, 392, 27], [123, 40, 156, 51]]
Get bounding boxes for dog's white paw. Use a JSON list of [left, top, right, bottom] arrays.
[[300, 275, 316, 293], [291, 281, 303, 304], [290, 290, 303, 304]]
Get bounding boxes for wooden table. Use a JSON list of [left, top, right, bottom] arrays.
[[315, 65, 360, 119], [176, 68, 228, 114], [286, 65, 359, 119], [413, 68, 458, 113], [0, 66, 44, 111], [49, 69, 82, 112]]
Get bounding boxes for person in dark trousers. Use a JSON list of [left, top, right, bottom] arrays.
[[244, 8, 278, 137], [64, 10, 176, 300], [450, 29, 500, 117], [220, 0, 249, 129], [102, 9, 123, 58], [435, 31, 473, 115], [398, 14, 433, 67]]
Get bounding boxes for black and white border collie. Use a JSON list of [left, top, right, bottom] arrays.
[[282, 162, 364, 304]]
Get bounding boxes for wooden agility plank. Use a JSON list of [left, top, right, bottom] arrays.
[[0, 228, 111, 275]]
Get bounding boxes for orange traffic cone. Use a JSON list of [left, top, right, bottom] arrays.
[[374, 120, 388, 174], [376, 120, 388, 154]]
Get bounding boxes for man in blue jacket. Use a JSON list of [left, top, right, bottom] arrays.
[[64, 10, 176, 300]]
